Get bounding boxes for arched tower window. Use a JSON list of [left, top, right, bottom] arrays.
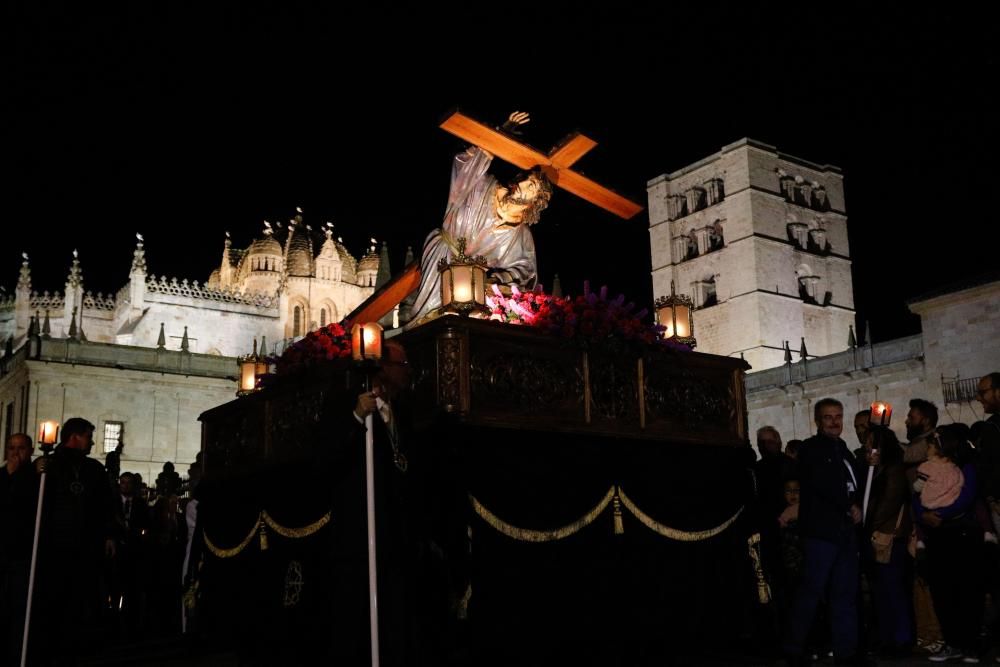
[[320, 308, 327, 327], [293, 306, 302, 337]]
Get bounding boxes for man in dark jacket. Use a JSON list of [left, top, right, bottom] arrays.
[[976, 372, 1000, 658], [0, 433, 38, 665], [977, 373, 1000, 513], [32, 417, 118, 663], [782, 398, 864, 665]]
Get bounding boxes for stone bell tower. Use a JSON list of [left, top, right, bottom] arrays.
[[647, 138, 855, 371]]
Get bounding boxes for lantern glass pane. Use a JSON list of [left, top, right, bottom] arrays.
[[472, 265, 487, 304], [362, 322, 383, 360], [351, 323, 363, 361], [451, 265, 474, 303], [240, 360, 257, 391], [440, 267, 452, 306], [656, 305, 672, 331], [38, 421, 59, 446], [674, 305, 691, 337]]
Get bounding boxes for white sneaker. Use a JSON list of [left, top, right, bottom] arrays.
[[963, 655, 981, 664], [930, 645, 964, 662]]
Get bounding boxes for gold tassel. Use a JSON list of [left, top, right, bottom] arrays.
[[259, 521, 269, 551], [613, 489, 624, 535], [747, 533, 770, 604]]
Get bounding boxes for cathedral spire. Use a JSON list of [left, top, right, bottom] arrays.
[[131, 233, 147, 274], [66, 249, 83, 288], [14, 253, 32, 339], [17, 252, 30, 292], [64, 250, 84, 333], [376, 242, 392, 289]]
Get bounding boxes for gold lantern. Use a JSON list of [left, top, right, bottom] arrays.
[[654, 280, 696, 348], [237, 338, 263, 396], [438, 237, 489, 317]]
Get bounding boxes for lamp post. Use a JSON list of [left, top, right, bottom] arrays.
[[351, 321, 383, 667], [21, 420, 59, 666], [654, 280, 697, 348], [438, 237, 489, 317]]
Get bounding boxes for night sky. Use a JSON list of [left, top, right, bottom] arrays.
[[6, 6, 996, 344]]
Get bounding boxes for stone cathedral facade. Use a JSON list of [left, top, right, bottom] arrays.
[[0, 214, 381, 480]]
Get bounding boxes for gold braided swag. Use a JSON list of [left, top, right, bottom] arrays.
[[617, 487, 743, 542], [470, 488, 616, 542], [471, 487, 742, 543], [204, 511, 332, 558]]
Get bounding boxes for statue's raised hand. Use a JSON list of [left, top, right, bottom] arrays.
[[501, 111, 530, 135]]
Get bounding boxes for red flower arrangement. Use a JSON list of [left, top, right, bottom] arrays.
[[275, 283, 687, 374], [274, 321, 352, 375], [487, 282, 690, 354]]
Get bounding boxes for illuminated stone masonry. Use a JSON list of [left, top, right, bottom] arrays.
[[0, 214, 382, 477]]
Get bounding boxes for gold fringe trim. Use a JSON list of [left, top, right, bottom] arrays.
[[617, 487, 743, 542], [204, 511, 333, 558], [470, 487, 616, 542], [748, 532, 772, 604]]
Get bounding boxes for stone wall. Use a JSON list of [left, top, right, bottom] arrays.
[[0, 339, 236, 482]]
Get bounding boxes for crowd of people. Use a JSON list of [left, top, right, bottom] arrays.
[[3, 367, 998, 666], [0, 418, 198, 665], [750, 372, 1000, 665]]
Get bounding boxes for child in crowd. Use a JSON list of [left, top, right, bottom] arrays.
[[914, 438, 964, 510]]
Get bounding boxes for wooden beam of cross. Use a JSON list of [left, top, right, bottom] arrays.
[[439, 111, 644, 220], [343, 261, 421, 328]]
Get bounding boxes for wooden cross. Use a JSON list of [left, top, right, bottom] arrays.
[[439, 111, 643, 220], [345, 112, 642, 325]]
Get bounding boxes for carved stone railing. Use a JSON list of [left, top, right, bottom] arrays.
[[745, 335, 924, 392], [146, 275, 277, 308], [82, 290, 116, 311], [29, 291, 65, 312]]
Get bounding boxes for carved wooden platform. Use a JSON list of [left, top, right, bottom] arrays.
[[399, 316, 750, 446], [201, 317, 750, 479]]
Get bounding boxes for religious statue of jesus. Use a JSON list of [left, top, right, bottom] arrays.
[[403, 112, 554, 327]]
